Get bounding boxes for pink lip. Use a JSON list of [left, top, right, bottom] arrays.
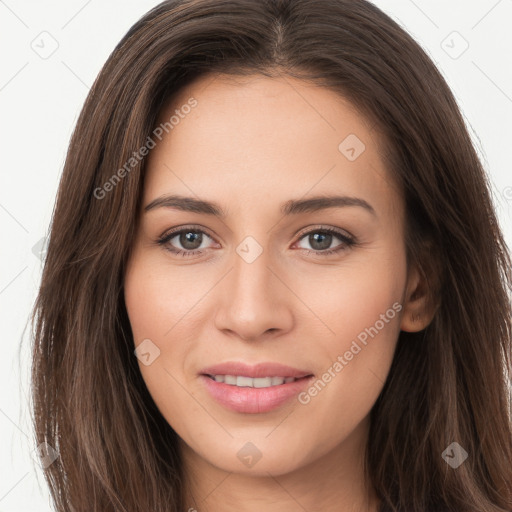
[[200, 361, 313, 379], [199, 361, 314, 414]]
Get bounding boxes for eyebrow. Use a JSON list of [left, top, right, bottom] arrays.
[[144, 194, 376, 217]]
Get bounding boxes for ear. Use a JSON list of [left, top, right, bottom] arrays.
[[400, 262, 437, 332]]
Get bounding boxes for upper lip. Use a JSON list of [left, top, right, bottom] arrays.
[[200, 361, 314, 379]]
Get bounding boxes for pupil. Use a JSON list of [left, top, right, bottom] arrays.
[[180, 231, 202, 250], [310, 232, 331, 250]]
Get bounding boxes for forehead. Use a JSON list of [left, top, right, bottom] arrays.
[[144, 73, 401, 221]]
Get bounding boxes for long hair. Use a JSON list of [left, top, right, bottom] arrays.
[[30, 1, 512, 511]]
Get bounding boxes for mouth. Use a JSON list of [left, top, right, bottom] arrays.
[[198, 362, 315, 414], [203, 374, 312, 388]]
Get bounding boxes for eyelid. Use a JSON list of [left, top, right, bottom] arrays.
[[294, 224, 354, 241], [158, 224, 218, 242], [157, 224, 356, 256]]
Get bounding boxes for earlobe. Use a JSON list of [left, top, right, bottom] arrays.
[[400, 263, 436, 332]]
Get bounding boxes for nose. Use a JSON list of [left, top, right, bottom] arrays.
[[213, 245, 294, 342]]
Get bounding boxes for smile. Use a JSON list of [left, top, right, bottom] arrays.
[[207, 375, 299, 388]]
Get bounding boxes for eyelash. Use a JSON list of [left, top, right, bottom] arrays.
[[156, 224, 356, 258]]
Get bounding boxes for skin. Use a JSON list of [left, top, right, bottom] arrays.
[[123, 73, 433, 512]]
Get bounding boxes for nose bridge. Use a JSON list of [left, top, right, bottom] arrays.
[[230, 236, 276, 310], [213, 234, 293, 339]]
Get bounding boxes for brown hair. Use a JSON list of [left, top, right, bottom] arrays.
[[30, 0, 512, 511]]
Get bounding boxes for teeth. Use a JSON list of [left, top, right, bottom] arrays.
[[224, 375, 237, 385], [209, 375, 299, 388]]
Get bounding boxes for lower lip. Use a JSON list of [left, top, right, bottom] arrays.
[[200, 375, 314, 414]]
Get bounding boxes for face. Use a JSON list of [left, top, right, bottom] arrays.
[[124, 73, 422, 478]]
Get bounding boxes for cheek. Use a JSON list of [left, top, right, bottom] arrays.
[[326, 268, 402, 347], [293, 242, 405, 351], [123, 263, 188, 440], [124, 252, 207, 341], [123, 252, 213, 426], [293, 247, 405, 434]]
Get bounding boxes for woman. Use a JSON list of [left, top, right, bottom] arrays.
[[31, 0, 512, 511]]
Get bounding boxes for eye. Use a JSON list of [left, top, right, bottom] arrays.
[[156, 226, 217, 257], [156, 225, 356, 258], [294, 226, 356, 256]]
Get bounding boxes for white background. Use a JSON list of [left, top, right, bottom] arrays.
[[1, 1, 511, 510]]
